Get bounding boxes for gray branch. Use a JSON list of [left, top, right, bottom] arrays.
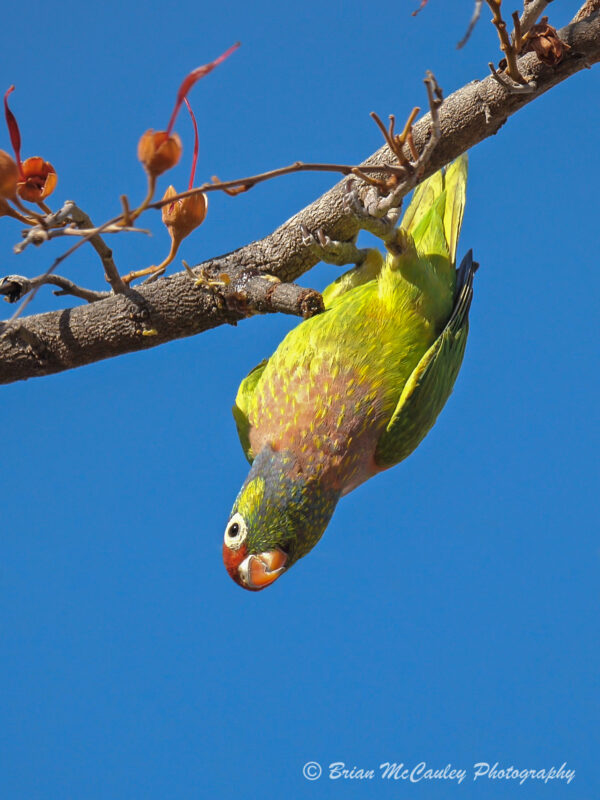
[[0, 8, 598, 386]]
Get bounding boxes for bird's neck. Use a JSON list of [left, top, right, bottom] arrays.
[[251, 446, 341, 562]]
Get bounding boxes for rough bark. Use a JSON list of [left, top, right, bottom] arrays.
[[0, 10, 598, 385]]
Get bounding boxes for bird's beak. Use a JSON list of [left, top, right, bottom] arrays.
[[238, 548, 287, 591]]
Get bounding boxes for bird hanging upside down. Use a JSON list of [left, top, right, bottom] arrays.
[[224, 156, 476, 590]]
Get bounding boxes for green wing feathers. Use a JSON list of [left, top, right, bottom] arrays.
[[374, 249, 476, 468], [232, 359, 267, 463], [386, 155, 468, 326], [441, 157, 468, 265], [401, 155, 467, 264]]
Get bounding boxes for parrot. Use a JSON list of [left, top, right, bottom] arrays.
[[223, 156, 475, 590]]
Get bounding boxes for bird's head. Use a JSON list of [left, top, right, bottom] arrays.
[[223, 446, 339, 591]]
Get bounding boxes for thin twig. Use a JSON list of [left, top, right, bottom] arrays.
[[120, 195, 133, 227], [369, 107, 420, 169], [0, 273, 109, 304], [359, 71, 444, 217], [512, 10, 524, 51], [12, 195, 44, 222], [0, 199, 33, 225], [122, 237, 179, 286], [60, 224, 148, 238], [129, 174, 156, 222], [66, 204, 128, 294], [7, 212, 125, 320], [419, 71, 443, 166], [486, 0, 528, 83], [520, 0, 553, 35], [15, 220, 148, 251], [457, 0, 484, 48], [149, 161, 412, 209], [412, 0, 430, 15], [488, 62, 537, 92]]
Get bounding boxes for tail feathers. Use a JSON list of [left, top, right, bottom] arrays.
[[449, 248, 476, 332], [400, 155, 468, 265]]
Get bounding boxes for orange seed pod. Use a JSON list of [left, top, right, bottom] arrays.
[[138, 130, 182, 178], [17, 156, 57, 202], [0, 149, 18, 199], [161, 184, 208, 243]]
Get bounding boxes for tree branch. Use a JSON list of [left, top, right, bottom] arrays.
[[0, 9, 598, 385]]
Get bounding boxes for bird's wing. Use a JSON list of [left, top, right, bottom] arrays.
[[232, 358, 268, 464], [374, 249, 476, 468], [402, 155, 467, 264]]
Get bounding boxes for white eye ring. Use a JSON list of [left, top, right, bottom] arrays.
[[224, 512, 247, 549]]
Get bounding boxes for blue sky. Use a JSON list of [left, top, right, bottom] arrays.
[[1, 1, 598, 798]]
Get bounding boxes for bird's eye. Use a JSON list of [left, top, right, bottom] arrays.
[[224, 512, 247, 549]]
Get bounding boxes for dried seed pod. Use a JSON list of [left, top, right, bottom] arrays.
[[138, 130, 182, 178], [523, 19, 570, 66], [0, 149, 18, 199], [161, 184, 208, 244]]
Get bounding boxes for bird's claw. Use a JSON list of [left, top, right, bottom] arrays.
[[300, 225, 333, 251], [343, 179, 403, 244], [300, 223, 369, 267]]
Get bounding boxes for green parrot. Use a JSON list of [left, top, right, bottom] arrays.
[[223, 156, 475, 590]]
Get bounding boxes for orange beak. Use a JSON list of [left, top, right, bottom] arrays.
[[237, 549, 287, 591]]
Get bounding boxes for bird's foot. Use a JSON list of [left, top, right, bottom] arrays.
[[300, 224, 371, 267], [343, 181, 402, 245]]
